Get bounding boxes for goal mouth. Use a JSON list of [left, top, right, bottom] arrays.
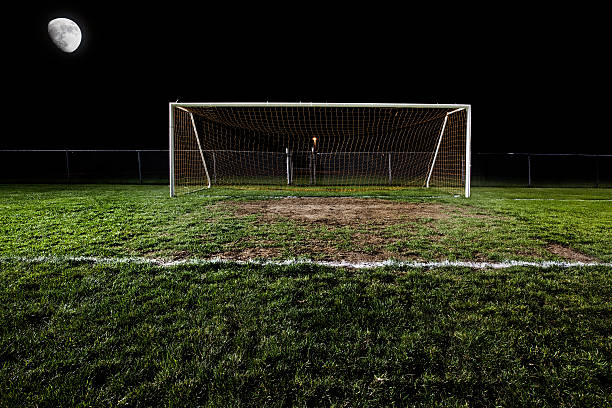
[[169, 103, 471, 197]]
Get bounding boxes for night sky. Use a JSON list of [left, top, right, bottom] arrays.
[[5, 3, 609, 154]]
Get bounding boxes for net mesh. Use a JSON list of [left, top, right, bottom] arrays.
[[172, 105, 468, 195]]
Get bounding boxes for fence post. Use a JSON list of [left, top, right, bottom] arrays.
[[137, 150, 143, 184], [286, 148, 291, 185], [309, 150, 312, 184], [312, 147, 316, 185], [65, 150, 70, 183], [212, 152, 217, 184], [527, 154, 532, 187], [388, 152, 392, 184], [595, 156, 600, 188]]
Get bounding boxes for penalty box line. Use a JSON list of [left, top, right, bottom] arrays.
[[1, 256, 611, 269]]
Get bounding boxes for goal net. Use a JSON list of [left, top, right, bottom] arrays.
[[170, 103, 471, 196]]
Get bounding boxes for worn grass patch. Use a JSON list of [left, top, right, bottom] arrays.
[[0, 185, 611, 406], [1, 185, 610, 263], [0, 185, 610, 266]]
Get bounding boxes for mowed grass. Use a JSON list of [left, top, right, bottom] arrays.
[[0, 184, 610, 262], [0, 184, 611, 406], [1, 261, 611, 407]]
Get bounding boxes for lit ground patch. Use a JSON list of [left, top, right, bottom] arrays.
[[209, 198, 601, 264], [212, 198, 509, 262], [546, 243, 600, 262], [226, 197, 463, 225]]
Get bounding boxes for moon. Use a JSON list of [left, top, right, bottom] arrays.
[[48, 18, 82, 53]]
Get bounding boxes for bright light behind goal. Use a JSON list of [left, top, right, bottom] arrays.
[[169, 103, 471, 197]]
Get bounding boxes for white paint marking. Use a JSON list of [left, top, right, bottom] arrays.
[[1, 256, 610, 269], [512, 198, 612, 202], [198, 195, 452, 200]]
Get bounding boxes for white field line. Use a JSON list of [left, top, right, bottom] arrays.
[[1, 256, 610, 269], [512, 198, 612, 201], [200, 195, 453, 199], [192, 196, 612, 201]]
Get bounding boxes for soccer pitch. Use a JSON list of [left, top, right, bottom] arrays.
[[1, 185, 611, 406]]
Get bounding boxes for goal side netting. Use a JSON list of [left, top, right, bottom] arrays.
[[170, 104, 470, 196]]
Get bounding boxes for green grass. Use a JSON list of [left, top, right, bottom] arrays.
[[0, 185, 610, 262], [1, 261, 610, 407], [0, 184, 611, 406]]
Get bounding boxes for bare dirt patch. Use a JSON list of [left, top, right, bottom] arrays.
[[212, 198, 482, 262], [217, 247, 284, 261], [224, 197, 455, 226], [546, 243, 599, 262]]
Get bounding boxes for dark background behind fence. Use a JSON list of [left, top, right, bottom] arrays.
[[0, 150, 610, 188]]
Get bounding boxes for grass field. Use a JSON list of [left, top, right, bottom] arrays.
[[1, 184, 611, 406]]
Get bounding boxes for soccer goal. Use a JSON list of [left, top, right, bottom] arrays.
[[169, 102, 471, 197]]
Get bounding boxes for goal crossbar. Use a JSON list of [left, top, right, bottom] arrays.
[[172, 102, 470, 109]]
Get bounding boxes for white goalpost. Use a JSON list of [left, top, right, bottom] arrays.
[[169, 102, 471, 197]]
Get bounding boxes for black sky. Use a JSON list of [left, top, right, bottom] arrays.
[[5, 2, 609, 153]]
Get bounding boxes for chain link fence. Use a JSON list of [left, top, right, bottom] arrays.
[[0, 150, 168, 184], [472, 153, 612, 187], [0, 150, 610, 187]]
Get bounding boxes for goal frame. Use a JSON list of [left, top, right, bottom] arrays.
[[169, 102, 471, 197]]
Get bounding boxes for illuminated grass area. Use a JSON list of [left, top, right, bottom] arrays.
[[0, 185, 610, 406]]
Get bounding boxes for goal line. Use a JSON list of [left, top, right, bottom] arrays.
[[2, 256, 610, 270]]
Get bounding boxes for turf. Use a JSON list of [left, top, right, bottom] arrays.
[[0, 184, 611, 406], [0, 185, 610, 262]]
